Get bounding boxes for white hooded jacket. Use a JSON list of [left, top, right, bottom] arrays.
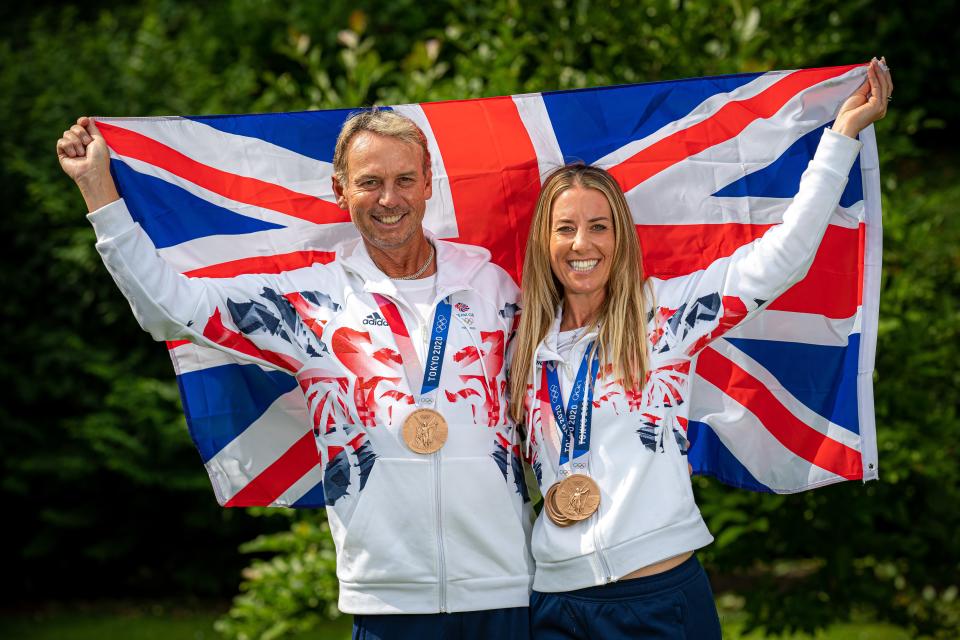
[[522, 129, 863, 592], [87, 201, 534, 614]]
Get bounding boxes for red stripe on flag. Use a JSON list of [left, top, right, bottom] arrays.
[[97, 121, 350, 225], [167, 340, 190, 350], [638, 222, 772, 277], [224, 431, 320, 507], [609, 65, 861, 192], [768, 223, 863, 318], [422, 97, 541, 282], [639, 223, 861, 318], [696, 346, 863, 479], [184, 251, 336, 278]]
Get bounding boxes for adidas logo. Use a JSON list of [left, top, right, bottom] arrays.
[[362, 312, 389, 327]]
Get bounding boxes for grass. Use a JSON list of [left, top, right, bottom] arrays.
[[0, 604, 911, 640], [0, 603, 353, 640]]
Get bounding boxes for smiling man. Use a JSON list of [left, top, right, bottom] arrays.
[[57, 109, 533, 639]]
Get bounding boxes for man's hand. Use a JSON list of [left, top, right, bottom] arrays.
[[56, 116, 120, 212]]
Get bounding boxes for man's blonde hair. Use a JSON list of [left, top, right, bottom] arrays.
[[509, 164, 651, 423], [332, 108, 431, 183]]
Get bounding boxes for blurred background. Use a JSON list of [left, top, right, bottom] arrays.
[[1, 1, 957, 638]]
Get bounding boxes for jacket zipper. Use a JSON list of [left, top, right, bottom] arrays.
[[569, 334, 612, 584], [434, 449, 447, 611], [387, 289, 464, 613], [424, 321, 448, 612], [591, 478, 613, 583]]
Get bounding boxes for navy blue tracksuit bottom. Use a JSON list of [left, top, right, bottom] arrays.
[[530, 554, 722, 639], [352, 555, 720, 639], [353, 606, 529, 639]]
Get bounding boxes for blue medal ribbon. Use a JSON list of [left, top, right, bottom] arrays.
[[420, 298, 452, 396], [545, 341, 600, 467]]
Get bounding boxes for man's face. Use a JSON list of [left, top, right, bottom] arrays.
[[332, 132, 433, 252]]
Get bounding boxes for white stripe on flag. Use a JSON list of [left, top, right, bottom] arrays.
[[156, 222, 359, 273], [108, 152, 317, 229], [689, 374, 848, 492], [269, 461, 325, 507], [391, 103, 461, 239], [594, 71, 789, 169], [99, 116, 336, 200], [724, 308, 862, 346], [681, 197, 865, 229], [512, 93, 565, 182], [621, 66, 866, 224], [204, 387, 311, 504], [855, 124, 882, 482], [169, 341, 247, 375], [702, 337, 862, 448]]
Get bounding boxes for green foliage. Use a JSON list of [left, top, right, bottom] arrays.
[[1, 0, 957, 637], [214, 511, 340, 640], [694, 164, 960, 638]]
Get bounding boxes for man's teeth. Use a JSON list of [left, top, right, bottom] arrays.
[[377, 214, 403, 224], [569, 259, 599, 272]]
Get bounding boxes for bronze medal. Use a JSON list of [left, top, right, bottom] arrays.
[[555, 474, 600, 522], [544, 482, 572, 527], [543, 483, 572, 527], [402, 408, 448, 454]]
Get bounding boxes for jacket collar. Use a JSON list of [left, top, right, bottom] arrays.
[[336, 228, 491, 301], [536, 305, 600, 364]]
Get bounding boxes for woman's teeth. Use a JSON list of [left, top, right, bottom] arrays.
[[569, 259, 599, 272]]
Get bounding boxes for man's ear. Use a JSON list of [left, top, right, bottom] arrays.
[[331, 175, 347, 209], [423, 165, 433, 201]]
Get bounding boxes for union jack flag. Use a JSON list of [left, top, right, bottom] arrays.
[[97, 63, 880, 505]]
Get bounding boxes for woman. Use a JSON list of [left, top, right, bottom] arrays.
[[509, 58, 892, 639]]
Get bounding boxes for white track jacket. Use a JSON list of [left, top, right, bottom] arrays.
[[522, 129, 863, 592], [87, 203, 534, 614]]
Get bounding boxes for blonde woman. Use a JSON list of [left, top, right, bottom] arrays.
[[510, 58, 892, 639]]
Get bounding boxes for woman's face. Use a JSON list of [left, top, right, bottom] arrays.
[[549, 186, 616, 301]]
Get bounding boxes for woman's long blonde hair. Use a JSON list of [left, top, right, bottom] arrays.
[[508, 164, 650, 423]]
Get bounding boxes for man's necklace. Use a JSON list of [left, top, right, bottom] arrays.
[[390, 243, 435, 280]]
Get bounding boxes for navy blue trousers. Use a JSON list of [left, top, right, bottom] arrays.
[[530, 555, 721, 639], [352, 606, 530, 640]]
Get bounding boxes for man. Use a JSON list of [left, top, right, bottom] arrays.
[[57, 110, 533, 638]]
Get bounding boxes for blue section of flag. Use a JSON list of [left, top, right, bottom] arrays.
[[725, 335, 861, 434], [292, 480, 326, 508], [542, 72, 762, 165], [687, 420, 772, 492], [177, 363, 299, 463], [188, 107, 391, 164], [112, 159, 284, 248], [712, 124, 864, 209]]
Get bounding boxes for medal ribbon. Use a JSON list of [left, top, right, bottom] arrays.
[[545, 341, 601, 471], [373, 293, 452, 406]]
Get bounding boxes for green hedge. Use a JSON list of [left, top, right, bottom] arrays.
[[2, 1, 956, 637]]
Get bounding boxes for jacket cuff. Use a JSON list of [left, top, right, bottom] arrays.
[[87, 198, 136, 242], [815, 127, 863, 174]]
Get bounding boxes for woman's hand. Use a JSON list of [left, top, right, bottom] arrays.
[[832, 57, 893, 139]]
